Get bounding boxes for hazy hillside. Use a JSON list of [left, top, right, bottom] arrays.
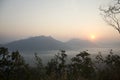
[[66, 39, 98, 49], [3, 36, 100, 51], [3, 36, 120, 52], [4, 36, 70, 51], [98, 42, 120, 48], [0, 44, 2, 47]]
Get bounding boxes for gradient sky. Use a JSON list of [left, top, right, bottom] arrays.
[[0, 0, 120, 44]]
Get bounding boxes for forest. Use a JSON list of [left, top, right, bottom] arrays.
[[0, 47, 120, 80]]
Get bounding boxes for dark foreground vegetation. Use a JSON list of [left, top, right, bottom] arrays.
[[0, 47, 120, 80]]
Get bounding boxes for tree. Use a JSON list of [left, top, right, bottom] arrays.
[[69, 51, 95, 80], [95, 50, 120, 80], [0, 47, 9, 80], [100, 0, 120, 34], [31, 53, 46, 80], [46, 50, 67, 80], [0, 47, 29, 80]]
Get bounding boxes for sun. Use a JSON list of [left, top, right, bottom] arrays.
[[90, 35, 96, 40]]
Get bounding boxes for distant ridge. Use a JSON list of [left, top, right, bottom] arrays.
[[66, 38, 98, 49], [98, 42, 120, 48], [0, 44, 2, 47], [4, 36, 70, 51], [2, 36, 100, 51]]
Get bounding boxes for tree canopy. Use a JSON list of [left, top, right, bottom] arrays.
[[100, 0, 120, 34]]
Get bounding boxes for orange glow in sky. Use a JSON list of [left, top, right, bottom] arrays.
[[91, 35, 95, 39], [0, 0, 120, 43]]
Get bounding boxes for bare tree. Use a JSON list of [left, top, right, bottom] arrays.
[[100, 0, 120, 34]]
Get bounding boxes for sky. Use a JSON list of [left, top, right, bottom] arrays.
[[0, 0, 120, 44]]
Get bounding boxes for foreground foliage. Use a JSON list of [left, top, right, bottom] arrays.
[[0, 47, 120, 80]]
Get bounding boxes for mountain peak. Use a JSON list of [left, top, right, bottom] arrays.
[[4, 35, 69, 51], [66, 38, 97, 49], [29, 35, 54, 40]]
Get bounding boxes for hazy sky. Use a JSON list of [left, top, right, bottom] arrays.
[[0, 0, 120, 44]]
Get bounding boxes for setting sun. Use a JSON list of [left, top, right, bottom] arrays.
[[90, 35, 96, 40]]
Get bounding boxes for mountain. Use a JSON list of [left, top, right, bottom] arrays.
[[0, 44, 2, 47], [111, 42, 120, 47], [66, 39, 98, 49], [4, 36, 70, 51], [3, 36, 99, 51], [98, 42, 120, 48]]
